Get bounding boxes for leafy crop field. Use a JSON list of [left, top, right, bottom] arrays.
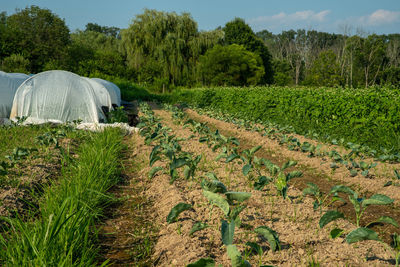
[[119, 102, 400, 266], [164, 86, 400, 159]]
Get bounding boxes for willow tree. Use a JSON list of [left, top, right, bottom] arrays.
[[121, 9, 222, 87]]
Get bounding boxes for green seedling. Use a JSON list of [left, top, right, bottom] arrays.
[[245, 242, 264, 266], [5, 147, 38, 163], [384, 170, 400, 187], [319, 190, 397, 244], [35, 129, 66, 148], [302, 183, 347, 214], [264, 159, 303, 199], [240, 145, 262, 176]]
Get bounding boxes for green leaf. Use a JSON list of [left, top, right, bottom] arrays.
[[149, 155, 161, 167], [221, 220, 235, 245], [201, 178, 227, 193], [203, 190, 230, 216], [303, 183, 319, 196], [383, 181, 393, 187], [148, 166, 163, 179], [250, 145, 262, 155], [349, 169, 358, 177], [376, 216, 399, 227], [186, 258, 215, 267], [245, 241, 263, 255], [229, 205, 246, 221], [225, 153, 240, 163], [149, 145, 160, 166], [166, 203, 192, 224], [253, 176, 271, 190], [346, 228, 380, 244], [189, 222, 209, 236], [330, 228, 344, 239], [254, 226, 280, 251], [282, 160, 297, 170], [330, 185, 355, 196], [286, 170, 303, 180], [361, 170, 369, 177], [225, 192, 251, 203], [183, 165, 191, 179], [362, 194, 393, 206], [227, 245, 251, 267], [242, 164, 252, 176], [319, 210, 344, 228], [170, 157, 188, 170]]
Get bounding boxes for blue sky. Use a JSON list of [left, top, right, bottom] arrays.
[[2, 0, 400, 34]]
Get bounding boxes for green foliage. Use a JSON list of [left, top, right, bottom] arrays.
[[1, 54, 30, 73], [121, 9, 223, 87], [224, 18, 273, 84], [4, 5, 70, 73], [0, 128, 124, 265], [107, 106, 129, 123], [307, 50, 342, 87], [197, 44, 265, 86], [165, 86, 400, 157]]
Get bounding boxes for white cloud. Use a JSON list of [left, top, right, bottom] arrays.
[[359, 9, 400, 26], [248, 10, 330, 31], [250, 10, 330, 25]]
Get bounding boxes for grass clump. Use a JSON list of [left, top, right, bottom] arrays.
[[0, 128, 124, 266]]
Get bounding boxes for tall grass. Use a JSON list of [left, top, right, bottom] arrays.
[[0, 128, 124, 266]]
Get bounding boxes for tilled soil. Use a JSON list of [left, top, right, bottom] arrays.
[[121, 107, 396, 266]]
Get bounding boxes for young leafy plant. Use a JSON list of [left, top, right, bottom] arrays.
[[240, 145, 262, 177], [264, 159, 303, 199], [166, 203, 193, 224], [319, 190, 397, 244], [302, 183, 348, 214]]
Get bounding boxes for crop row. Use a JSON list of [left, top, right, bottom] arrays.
[[137, 102, 400, 266], [163, 86, 400, 161]]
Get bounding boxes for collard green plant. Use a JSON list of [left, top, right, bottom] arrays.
[[263, 159, 302, 199], [319, 189, 397, 245], [302, 183, 347, 214], [240, 145, 262, 176]]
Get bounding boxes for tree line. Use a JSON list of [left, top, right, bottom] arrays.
[[0, 6, 399, 90]]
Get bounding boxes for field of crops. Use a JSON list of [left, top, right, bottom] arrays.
[[3, 87, 400, 266], [124, 100, 400, 266], [164, 86, 400, 160]]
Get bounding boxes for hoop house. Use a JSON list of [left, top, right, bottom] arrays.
[[92, 78, 121, 106], [10, 70, 106, 124], [0, 71, 29, 118]]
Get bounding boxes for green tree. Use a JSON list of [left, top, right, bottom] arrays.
[[5, 6, 70, 73], [197, 44, 265, 86], [307, 50, 342, 87], [355, 34, 387, 87], [224, 18, 273, 84], [121, 9, 222, 87], [1, 54, 30, 73], [272, 59, 292, 86]]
